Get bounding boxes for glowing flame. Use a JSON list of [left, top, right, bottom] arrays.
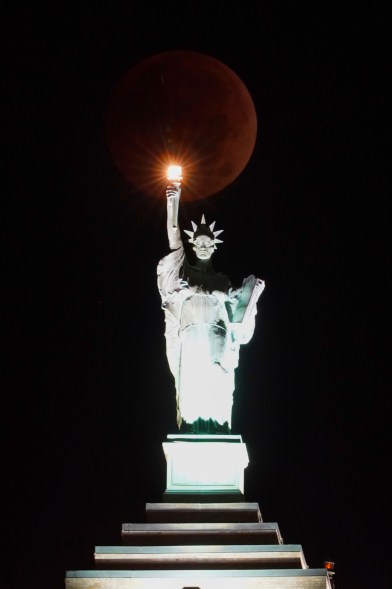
[[167, 165, 183, 182]]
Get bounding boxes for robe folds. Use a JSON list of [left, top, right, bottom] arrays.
[[158, 244, 262, 430]]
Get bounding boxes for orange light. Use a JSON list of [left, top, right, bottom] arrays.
[[324, 561, 335, 571], [167, 165, 183, 182]]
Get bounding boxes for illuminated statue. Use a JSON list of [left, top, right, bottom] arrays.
[[157, 177, 265, 434]]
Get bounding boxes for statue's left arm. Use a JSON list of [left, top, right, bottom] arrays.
[[230, 275, 265, 344]]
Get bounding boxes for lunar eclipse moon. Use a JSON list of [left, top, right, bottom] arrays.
[[105, 51, 258, 201]]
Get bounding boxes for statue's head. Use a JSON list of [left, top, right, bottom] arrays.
[[184, 215, 224, 260]]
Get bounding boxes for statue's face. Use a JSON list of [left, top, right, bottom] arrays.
[[193, 235, 215, 260]]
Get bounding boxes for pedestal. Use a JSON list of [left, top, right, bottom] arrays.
[[162, 434, 249, 501]]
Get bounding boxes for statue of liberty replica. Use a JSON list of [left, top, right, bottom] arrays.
[[158, 166, 265, 435]]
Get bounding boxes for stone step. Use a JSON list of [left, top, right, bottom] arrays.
[[66, 568, 333, 588], [94, 544, 307, 570], [121, 522, 282, 546], [145, 502, 262, 523]]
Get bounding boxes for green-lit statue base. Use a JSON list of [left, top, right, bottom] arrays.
[[162, 434, 249, 503]]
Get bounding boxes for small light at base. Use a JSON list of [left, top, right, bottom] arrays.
[[324, 561, 335, 571], [167, 165, 183, 182]]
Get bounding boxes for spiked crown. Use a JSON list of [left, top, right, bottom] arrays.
[[184, 215, 224, 250]]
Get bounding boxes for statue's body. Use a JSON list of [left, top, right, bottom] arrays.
[[157, 183, 264, 434]]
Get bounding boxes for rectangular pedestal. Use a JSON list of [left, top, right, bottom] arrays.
[[162, 434, 249, 500]]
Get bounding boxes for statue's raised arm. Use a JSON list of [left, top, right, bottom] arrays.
[[166, 182, 182, 250]]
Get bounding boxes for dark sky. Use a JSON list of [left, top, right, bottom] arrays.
[[4, 4, 388, 589]]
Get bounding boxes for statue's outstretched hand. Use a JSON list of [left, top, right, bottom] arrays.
[[166, 183, 181, 247], [166, 183, 181, 201]]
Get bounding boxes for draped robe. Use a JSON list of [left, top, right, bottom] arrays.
[[157, 243, 262, 430]]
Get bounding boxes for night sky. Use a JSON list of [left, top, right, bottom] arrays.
[[4, 4, 388, 589]]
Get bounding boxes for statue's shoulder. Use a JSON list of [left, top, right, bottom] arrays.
[[157, 245, 185, 280]]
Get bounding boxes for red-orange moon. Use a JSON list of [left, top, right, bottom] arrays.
[[105, 51, 257, 201]]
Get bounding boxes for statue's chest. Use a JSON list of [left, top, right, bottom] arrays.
[[181, 293, 222, 327]]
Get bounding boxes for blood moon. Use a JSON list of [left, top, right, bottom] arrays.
[[105, 51, 257, 201]]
